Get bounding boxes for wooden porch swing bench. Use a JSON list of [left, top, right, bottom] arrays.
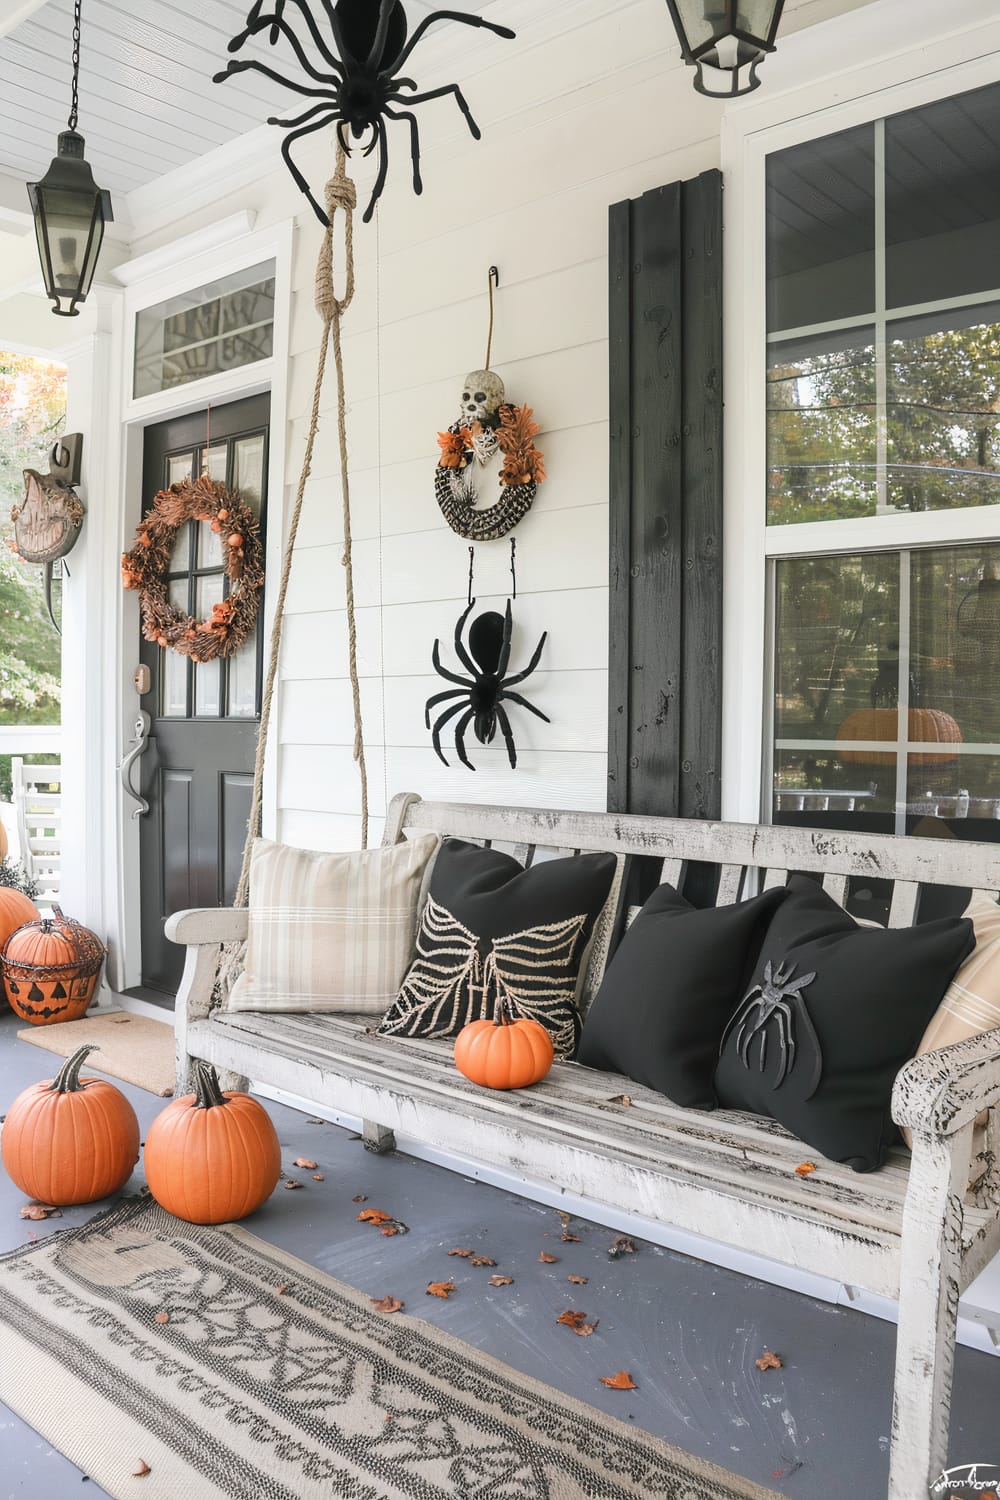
[[167, 793, 1000, 1500]]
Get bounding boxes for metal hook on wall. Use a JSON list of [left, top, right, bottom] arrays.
[[484, 265, 500, 370]]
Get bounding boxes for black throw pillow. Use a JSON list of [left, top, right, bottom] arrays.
[[576, 884, 787, 1108], [378, 839, 618, 1057], [714, 874, 975, 1172]]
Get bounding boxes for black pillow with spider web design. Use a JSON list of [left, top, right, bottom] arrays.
[[714, 874, 975, 1173], [377, 838, 618, 1058]]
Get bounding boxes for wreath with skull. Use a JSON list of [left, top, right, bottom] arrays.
[[434, 369, 546, 541]]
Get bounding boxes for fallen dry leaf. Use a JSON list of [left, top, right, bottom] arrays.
[[470, 1255, 496, 1267], [794, 1162, 817, 1177], [293, 1157, 318, 1170], [576, 1322, 598, 1336], [568, 1275, 589, 1285], [539, 1251, 559, 1264], [153, 1311, 169, 1325], [448, 1247, 473, 1258], [20, 1203, 61, 1220], [381, 1226, 401, 1237], [608, 1234, 635, 1259], [608, 1093, 633, 1107], [132, 1460, 151, 1477], [600, 1371, 637, 1390], [561, 1233, 581, 1243], [426, 1281, 455, 1299], [312, 1174, 325, 1182], [488, 1275, 514, 1287], [283, 1180, 303, 1190], [371, 1295, 404, 1313], [275, 1284, 288, 1295], [755, 1351, 783, 1371], [557, 1309, 589, 1329], [110, 1015, 131, 1025], [352, 1194, 368, 1203]]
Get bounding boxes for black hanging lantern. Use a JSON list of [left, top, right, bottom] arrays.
[[663, 1, 786, 97], [27, 0, 112, 317]]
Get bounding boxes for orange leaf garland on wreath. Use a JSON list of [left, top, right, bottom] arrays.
[[121, 475, 264, 664], [433, 400, 545, 542]]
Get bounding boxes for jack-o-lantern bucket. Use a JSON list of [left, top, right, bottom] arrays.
[[2, 907, 106, 1025]]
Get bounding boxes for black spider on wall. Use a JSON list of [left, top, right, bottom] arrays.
[[426, 599, 548, 770], [215, 0, 516, 222]]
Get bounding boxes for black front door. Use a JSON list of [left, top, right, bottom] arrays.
[[137, 394, 269, 995]]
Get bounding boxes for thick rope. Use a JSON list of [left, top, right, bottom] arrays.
[[217, 146, 366, 997]]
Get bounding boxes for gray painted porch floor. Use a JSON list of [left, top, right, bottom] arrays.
[[2, 1009, 1000, 1499]]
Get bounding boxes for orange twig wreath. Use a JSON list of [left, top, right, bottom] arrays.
[[121, 475, 264, 662]]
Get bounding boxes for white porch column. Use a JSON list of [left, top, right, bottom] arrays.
[[59, 286, 125, 988]]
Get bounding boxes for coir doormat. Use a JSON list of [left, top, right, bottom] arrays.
[[0, 1194, 784, 1500], [16, 1011, 175, 1096]]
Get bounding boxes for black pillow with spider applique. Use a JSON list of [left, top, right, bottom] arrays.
[[576, 882, 788, 1109], [713, 874, 975, 1172], [377, 838, 618, 1058]]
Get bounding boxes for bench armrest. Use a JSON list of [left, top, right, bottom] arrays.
[[165, 907, 249, 946], [892, 1030, 1000, 1137]]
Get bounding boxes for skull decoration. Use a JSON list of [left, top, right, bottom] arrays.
[[460, 369, 506, 426]]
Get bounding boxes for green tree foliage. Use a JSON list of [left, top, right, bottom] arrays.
[[0, 351, 66, 723]]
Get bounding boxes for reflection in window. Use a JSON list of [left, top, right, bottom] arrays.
[[134, 262, 275, 400], [887, 308, 1000, 513], [773, 546, 1000, 839], [768, 334, 877, 523]]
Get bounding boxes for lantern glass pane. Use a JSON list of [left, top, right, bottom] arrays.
[[35, 187, 102, 311], [672, 0, 720, 49], [737, 2, 779, 40]]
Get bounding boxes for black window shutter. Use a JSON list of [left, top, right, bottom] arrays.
[[608, 169, 723, 819]]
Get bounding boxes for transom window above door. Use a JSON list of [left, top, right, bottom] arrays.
[[765, 82, 1000, 526], [133, 261, 276, 401]]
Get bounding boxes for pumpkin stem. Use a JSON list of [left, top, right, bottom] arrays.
[[49, 1045, 99, 1093], [492, 997, 514, 1028], [191, 1059, 230, 1109]]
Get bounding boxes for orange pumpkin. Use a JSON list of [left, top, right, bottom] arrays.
[[2, 907, 106, 1025], [144, 1061, 281, 1224], [454, 1001, 554, 1090], [836, 707, 963, 767], [0, 886, 38, 960], [1, 1044, 140, 1204]]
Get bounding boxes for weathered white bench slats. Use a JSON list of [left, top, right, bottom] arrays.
[[167, 794, 1000, 1500]]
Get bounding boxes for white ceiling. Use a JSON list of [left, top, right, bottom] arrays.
[[0, 0, 503, 196]]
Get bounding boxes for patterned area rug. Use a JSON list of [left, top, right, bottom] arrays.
[[0, 1195, 783, 1500]]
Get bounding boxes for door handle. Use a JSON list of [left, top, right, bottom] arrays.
[[121, 710, 151, 818]]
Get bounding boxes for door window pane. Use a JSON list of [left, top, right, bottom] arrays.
[[233, 433, 266, 515], [227, 635, 258, 718], [768, 331, 877, 523], [161, 579, 190, 717], [766, 123, 875, 333], [886, 83, 1000, 309], [167, 452, 193, 487]]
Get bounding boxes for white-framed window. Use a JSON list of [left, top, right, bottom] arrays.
[[133, 260, 276, 401], [720, 2, 1000, 838]]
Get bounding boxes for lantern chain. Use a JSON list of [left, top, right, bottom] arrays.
[[69, 0, 82, 131]]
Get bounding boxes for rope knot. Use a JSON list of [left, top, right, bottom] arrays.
[[314, 147, 356, 322]]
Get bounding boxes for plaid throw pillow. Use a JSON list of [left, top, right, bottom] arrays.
[[227, 834, 439, 1015]]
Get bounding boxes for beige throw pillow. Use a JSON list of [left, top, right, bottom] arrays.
[[228, 834, 439, 1015], [902, 891, 1000, 1148]]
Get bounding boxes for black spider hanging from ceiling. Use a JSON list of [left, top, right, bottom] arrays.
[[215, 0, 516, 223]]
